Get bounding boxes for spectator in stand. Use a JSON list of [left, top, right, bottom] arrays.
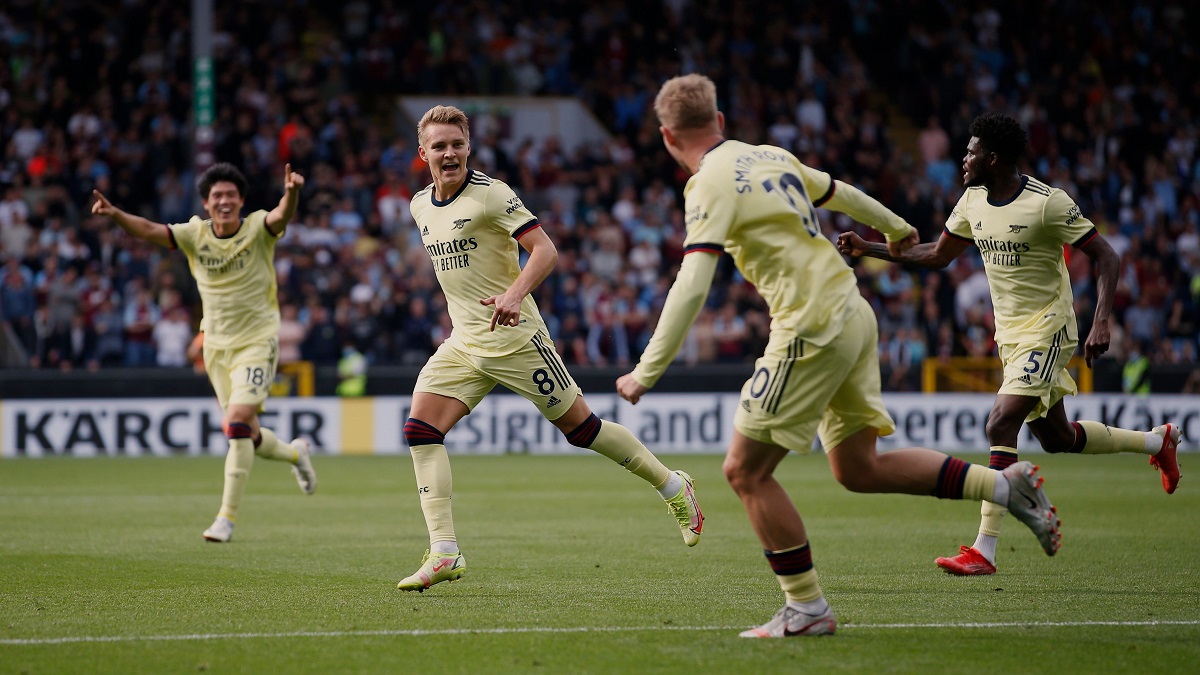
[[0, 186, 30, 230], [1, 267, 38, 358], [1124, 293, 1163, 345], [925, 145, 960, 194], [585, 213, 625, 283], [56, 313, 97, 371], [683, 307, 718, 366], [301, 304, 341, 364], [277, 302, 308, 365], [10, 117, 44, 163], [45, 265, 81, 333], [152, 306, 193, 368], [156, 167, 191, 225], [555, 311, 589, 365], [396, 294, 435, 366], [585, 280, 629, 366], [30, 306, 58, 369], [917, 116, 951, 167], [91, 297, 125, 367], [330, 195, 365, 245], [768, 113, 800, 152], [376, 168, 415, 239], [122, 284, 160, 366], [712, 301, 749, 363], [0, 211, 34, 260]]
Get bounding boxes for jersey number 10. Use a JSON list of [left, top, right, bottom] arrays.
[[762, 173, 820, 237]]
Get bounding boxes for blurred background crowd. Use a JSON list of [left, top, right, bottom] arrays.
[[1, 1, 1197, 391]]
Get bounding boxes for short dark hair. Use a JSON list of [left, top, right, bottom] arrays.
[[969, 113, 1028, 165], [197, 162, 248, 200]]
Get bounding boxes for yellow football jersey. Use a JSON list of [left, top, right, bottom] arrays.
[[683, 140, 859, 346], [168, 210, 280, 350], [409, 169, 548, 357], [945, 175, 1097, 343]]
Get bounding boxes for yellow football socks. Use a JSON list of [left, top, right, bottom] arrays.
[[411, 442, 456, 546], [1076, 420, 1153, 455], [587, 420, 673, 490], [255, 427, 300, 462], [979, 500, 1007, 537], [961, 463, 998, 501], [218, 437, 254, 522], [766, 543, 823, 604]]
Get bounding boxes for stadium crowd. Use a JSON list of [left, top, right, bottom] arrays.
[[0, 1, 1197, 392]]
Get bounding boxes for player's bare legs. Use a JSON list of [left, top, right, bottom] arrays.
[[723, 433, 804, 548], [725, 432, 834, 637], [825, 427, 952, 494], [226, 405, 260, 432], [409, 392, 472, 434], [1025, 399, 1076, 449], [554, 395, 702, 546], [987, 395, 1040, 447], [548, 393, 593, 432]]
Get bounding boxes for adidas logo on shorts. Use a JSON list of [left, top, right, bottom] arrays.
[[547, 395, 561, 407], [1018, 374, 1032, 385]]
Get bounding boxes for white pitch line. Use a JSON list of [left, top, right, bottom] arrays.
[[3, 620, 1199, 646]]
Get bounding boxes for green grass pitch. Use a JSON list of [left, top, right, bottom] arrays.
[[1, 452, 1196, 673]]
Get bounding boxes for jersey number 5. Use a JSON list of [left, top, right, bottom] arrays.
[[1023, 350, 1044, 374], [762, 173, 819, 237]]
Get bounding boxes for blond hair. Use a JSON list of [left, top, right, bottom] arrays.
[[654, 74, 718, 131], [417, 105, 470, 146]]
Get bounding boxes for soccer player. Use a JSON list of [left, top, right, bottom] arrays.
[[91, 163, 317, 543], [616, 74, 1060, 639], [837, 112, 1182, 576], [396, 105, 704, 592]]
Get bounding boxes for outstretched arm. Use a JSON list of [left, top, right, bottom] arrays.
[[837, 230, 970, 269], [265, 163, 305, 235], [822, 179, 918, 256], [91, 189, 172, 248], [1078, 234, 1119, 367], [481, 225, 558, 332]]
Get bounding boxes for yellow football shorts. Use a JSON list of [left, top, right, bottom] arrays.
[[414, 330, 582, 421], [204, 336, 279, 411], [996, 326, 1078, 422], [734, 294, 895, 453]]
